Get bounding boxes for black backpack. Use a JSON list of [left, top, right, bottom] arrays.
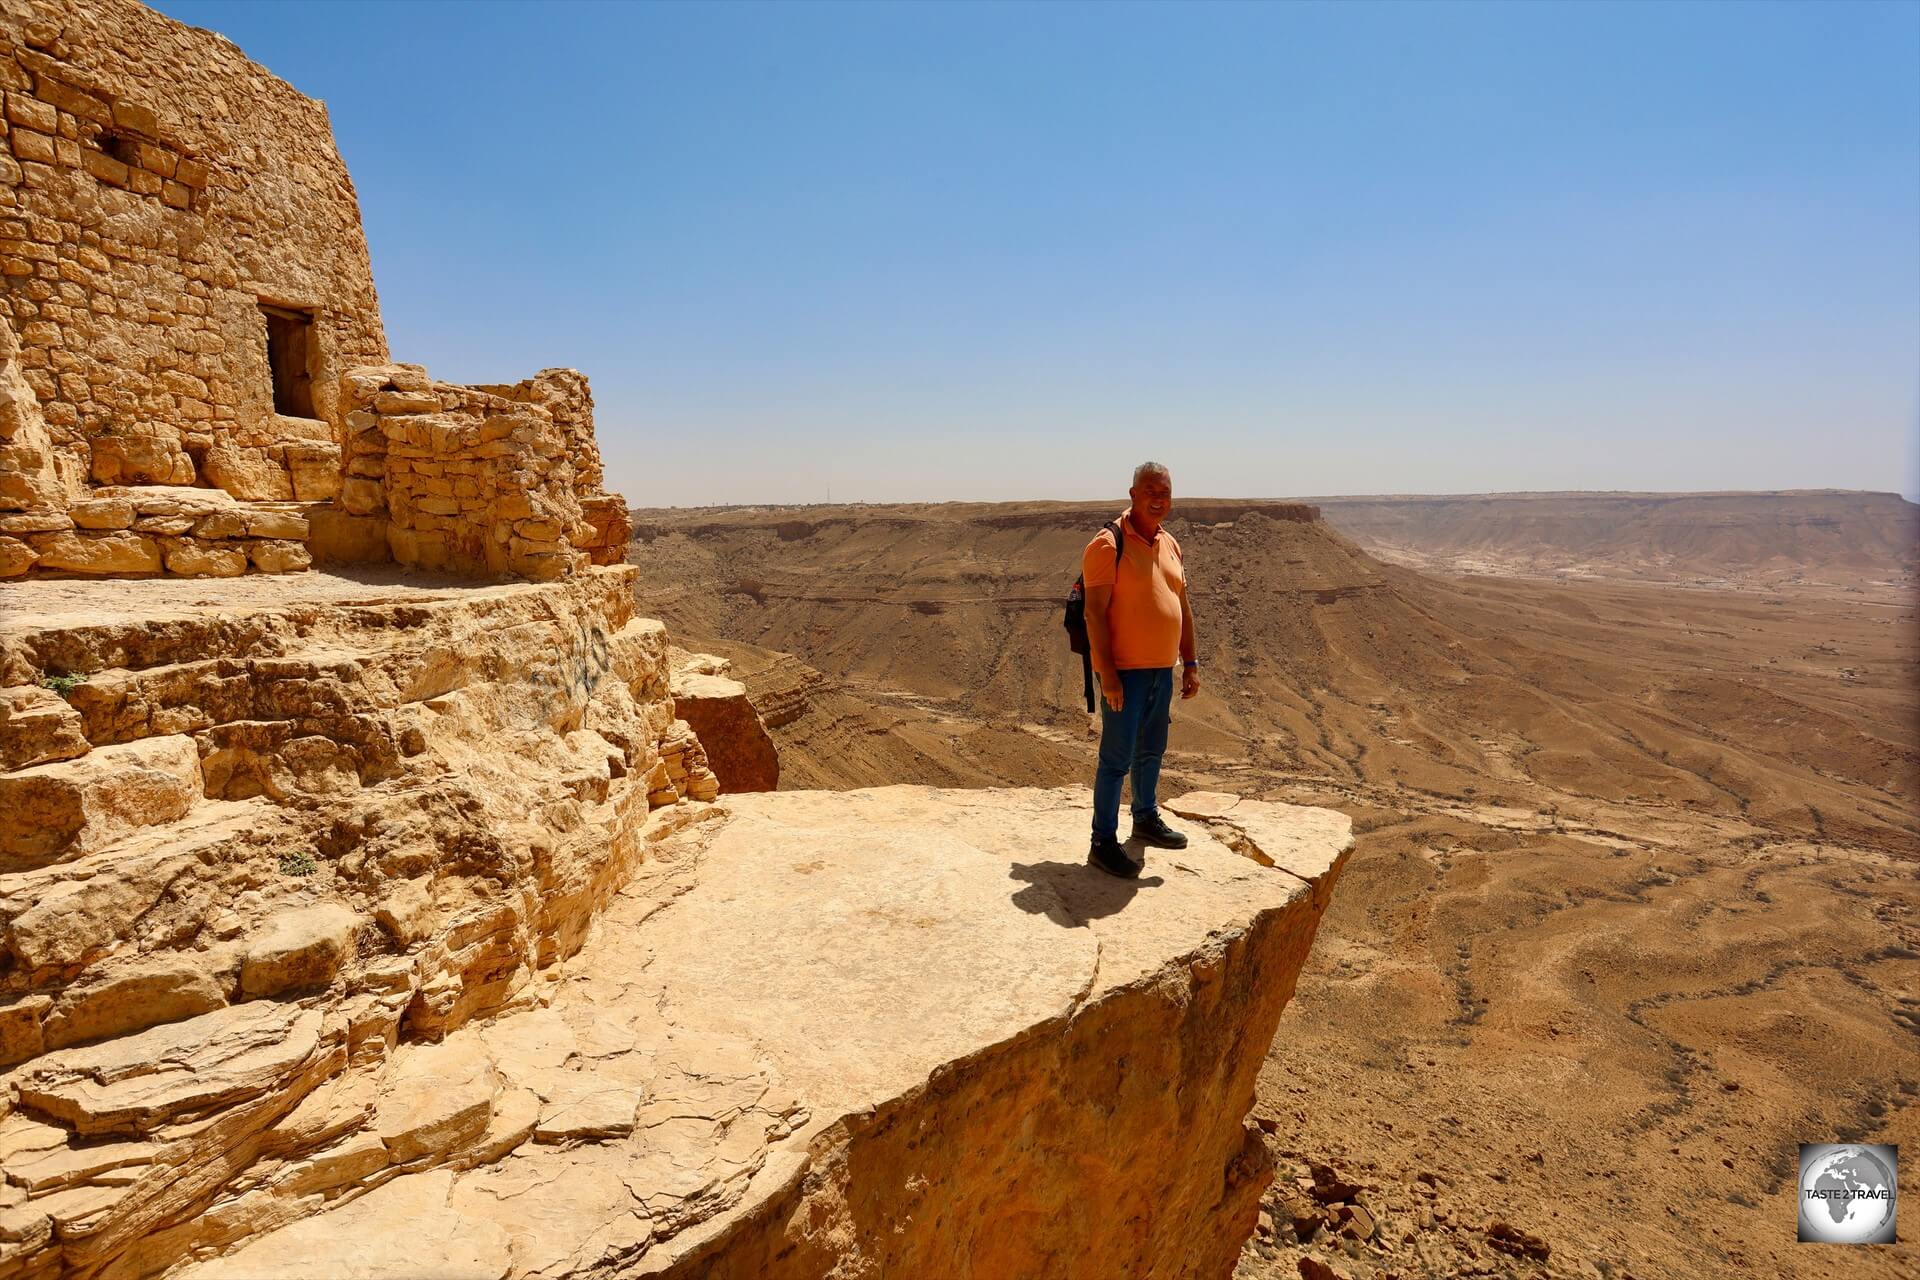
[[1063, 518, 1125, 713]]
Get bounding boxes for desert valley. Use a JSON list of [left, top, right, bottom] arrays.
[[628, 488, 1920, 1280]]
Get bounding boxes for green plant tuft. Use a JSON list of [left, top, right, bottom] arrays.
[[277, 851, 318, 877], [37, 671, 88, 699]]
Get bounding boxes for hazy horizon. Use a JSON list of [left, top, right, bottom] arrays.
[[154, 0, 1920, 507], [623, 486, 1920, 512]]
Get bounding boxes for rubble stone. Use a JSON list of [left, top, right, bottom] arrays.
[[239, 902, 360, 998]]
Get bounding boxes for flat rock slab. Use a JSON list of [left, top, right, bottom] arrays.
[[179, 785, 1352, 1280], [1168, 789, 1357, 896]]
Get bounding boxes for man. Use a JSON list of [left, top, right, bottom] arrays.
[[1081, 461, 1200, 877]]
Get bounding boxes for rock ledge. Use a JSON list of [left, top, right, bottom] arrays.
[[172, 785, 1351, 1280]]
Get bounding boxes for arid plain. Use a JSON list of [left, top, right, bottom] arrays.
[[627, 490, 1919, 1280]]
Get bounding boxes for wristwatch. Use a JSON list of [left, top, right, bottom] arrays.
[[1182, 659, 1199, 670]]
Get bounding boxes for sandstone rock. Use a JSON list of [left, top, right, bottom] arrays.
[[4, 841, 203, 973], [372, 1038, 495, 1163], [307, 508, 389, 564], [1309, 1159, 1364, 1203], [203, 443, 293, 501], [248, 539, 312, 574], [1298, 1258, 1351, 1280], [1168, 791, 1357, 900], [5, 1134, 157, 1194], [283, 442, 341, 502], [92, 485, 233, 515], [475, 1008, 578, 1078], [0, 683, 89, 770], [191, 511, 248, 539], [338, 475, 386, 517], [239, 902, 359, 998], [0, 995, 52, 1066], [676, 652, 732, 678], [162, 538, 249, 577], [1486, 1220, 1551, 1260], [0, 734, 201, 870], [275, 1131, 388, 1199], [526, 1067, 643, 1144], [0, 559, 1350, 1280], [151, 783, 1348, 1280], [0, 511, 75, 535], [1337, 1202, 1375, 1240], [193, 1170, 513, 1280], [0, 535, 36, 576], [670, 672, 778, 794], [28, 530, 162, 575], [463, 1086, 541, 1169], [449, 1158, 650, 1279], [15, 1003, 324, 1136], [244, 509, 310, 540], [42, 956, 227, 1050], [69, 498, 134, 531], [133, 514, 201, 536], [88, 434, 194, 487], [372, 877, 433, 946]]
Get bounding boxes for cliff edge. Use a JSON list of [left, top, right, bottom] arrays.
[[181, 786, 1351, 1280], [0, 565, 1352, 1280]]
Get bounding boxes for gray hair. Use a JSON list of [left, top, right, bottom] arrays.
[[1132, 461, 1171, 487]]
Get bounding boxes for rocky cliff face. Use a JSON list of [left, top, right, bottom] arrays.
[[0, 565, 712, 1277], [170, 787, 1349, 1280], [0, 567, 1350, 1280]]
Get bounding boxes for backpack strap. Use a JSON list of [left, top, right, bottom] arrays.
[[1083, 519, 1126, 714]]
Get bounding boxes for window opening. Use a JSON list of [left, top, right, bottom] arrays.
[[260, 303, 317, 419], [96, 132, 138, 165]]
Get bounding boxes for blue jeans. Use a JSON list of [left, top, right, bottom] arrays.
[[1092, 666, 1173, 840]]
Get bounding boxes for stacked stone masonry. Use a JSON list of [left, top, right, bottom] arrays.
[[0, 0, 385, 505], [337, 364, 631, 583], [0, 0, 629, 583]]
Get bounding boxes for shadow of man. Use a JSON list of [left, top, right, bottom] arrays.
[[1008, 860, 1165, 929]]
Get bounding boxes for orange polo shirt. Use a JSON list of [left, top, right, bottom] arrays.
[[1082, 510, 1185, 670]]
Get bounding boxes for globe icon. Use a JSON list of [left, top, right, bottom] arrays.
[[1799, 1145, 1897, 1244]]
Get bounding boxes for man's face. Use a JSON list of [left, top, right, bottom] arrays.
[[1130, 472, 1173, 524]]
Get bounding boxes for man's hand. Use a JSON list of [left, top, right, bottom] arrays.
[[1181, 665, 1200, 700], [1099, 669, 1124, 712]]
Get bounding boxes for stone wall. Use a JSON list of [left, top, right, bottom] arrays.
[[0, 1, 632, 585], [338, 363, 629, 582], [469, 368, 601, 498], [0, 0, 387, 504]]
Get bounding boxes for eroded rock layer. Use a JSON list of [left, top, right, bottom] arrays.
[[164, 787, 1351, 1280], [1, 566, 1349, 1280], [0, 564, 718, 1279]]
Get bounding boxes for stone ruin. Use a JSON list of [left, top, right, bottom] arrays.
[[0, 5, 1354, 1279], [0, 0, 628, 582]]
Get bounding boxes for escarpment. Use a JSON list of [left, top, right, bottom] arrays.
[[0, 567, 1353, 1279]]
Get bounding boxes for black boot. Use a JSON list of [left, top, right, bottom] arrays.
[[1130, 812, 1188, 849], [1088, 834, 1141, 878]]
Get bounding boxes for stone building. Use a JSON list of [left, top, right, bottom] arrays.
[[0, 0, 628, 581]]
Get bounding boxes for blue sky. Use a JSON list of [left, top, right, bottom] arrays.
[[154, 0, 1919, 506]]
